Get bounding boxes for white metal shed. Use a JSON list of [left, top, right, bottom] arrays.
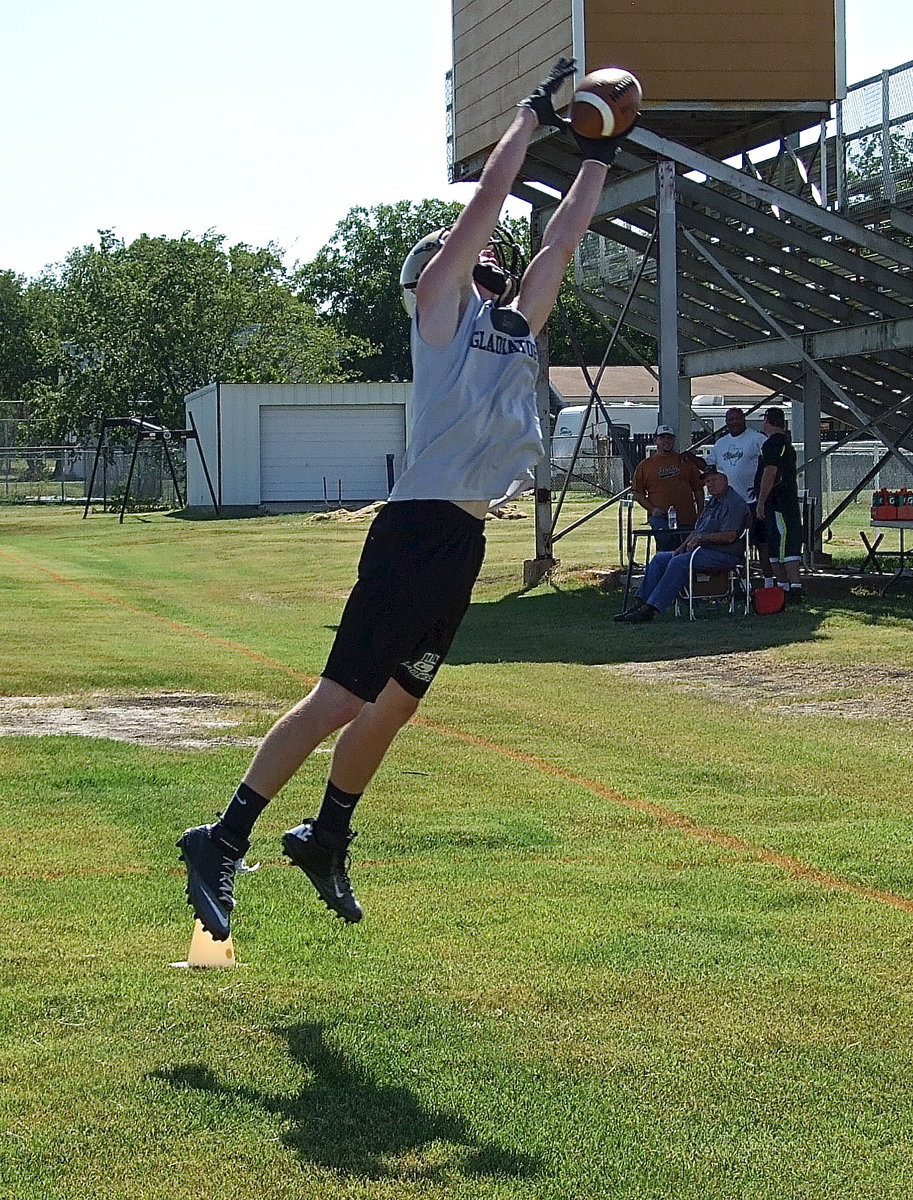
[[184, 382, 410, 510]]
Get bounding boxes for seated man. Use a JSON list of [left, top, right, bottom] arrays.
[[614, 468, 748, 623]]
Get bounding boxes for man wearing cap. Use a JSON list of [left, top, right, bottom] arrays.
[[615, 468, 748, 622], [706, 406, 774, 583], [755, 406, 804, 601], [631, 426, 705, 551]]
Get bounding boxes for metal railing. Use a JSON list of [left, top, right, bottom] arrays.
[[836, 58, 913, 210], [575, 58, 913, 289]]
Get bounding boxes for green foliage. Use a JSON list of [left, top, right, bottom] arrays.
[[298, 199, 466, 381], [300, 200, 656, 380], [548, 280, 657, 367], [23, 232, 369, 441], [846, 127, 913, 183], [0, 271, 42, 410]]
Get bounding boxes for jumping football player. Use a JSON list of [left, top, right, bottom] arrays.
[[179, 57, 633, 939]]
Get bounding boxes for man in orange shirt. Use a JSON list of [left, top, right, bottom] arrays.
[[631, 425, 704, 550]]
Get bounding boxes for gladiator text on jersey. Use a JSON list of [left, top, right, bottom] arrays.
[[470, 330, 539, 361]]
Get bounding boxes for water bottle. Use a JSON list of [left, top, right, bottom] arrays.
[[667, 505, 678, 530]]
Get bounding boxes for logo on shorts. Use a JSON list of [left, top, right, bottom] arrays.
[[404, 652, 441, 683]]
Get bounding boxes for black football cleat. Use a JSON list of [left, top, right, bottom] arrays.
[[177, 823, 254, 941], [282, 820, 363, 923]]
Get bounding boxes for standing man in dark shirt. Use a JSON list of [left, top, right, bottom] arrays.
[[755, 406, 804, 602]]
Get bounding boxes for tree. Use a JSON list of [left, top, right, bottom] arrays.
[[24, 231, 368, 441], [846, 127, 913, 185], [299, 200, 465, 381], [301, 200, 655, 381], [547, 275, 657, 368], [0, 270, 41, 407]]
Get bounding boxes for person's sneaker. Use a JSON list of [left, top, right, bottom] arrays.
[[613, 603, 646, 623], [282, 820, 363, 923], [627, 604, 657, 622], [177, 823, 251, 941]]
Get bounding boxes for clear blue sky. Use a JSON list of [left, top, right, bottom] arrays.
[[0, 0, 908, 279]]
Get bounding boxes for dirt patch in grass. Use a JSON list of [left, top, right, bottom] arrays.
[[0, 693, 267, 748], [308, 502, 528, 524], [607, 651, 913, 721]]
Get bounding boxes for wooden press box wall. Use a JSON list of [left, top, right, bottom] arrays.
[[453, 0, 573, 181], [452, 0, 842, 171]]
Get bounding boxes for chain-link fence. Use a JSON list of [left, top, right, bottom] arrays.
[[809, 444, 913, 511], [552, 441, 913, 512], [551, 441, 627, 495], [0, 443, 185, 508], [837, 58, 913, 210], [575, 57, 913, 290], [576, 228, 655, 291]]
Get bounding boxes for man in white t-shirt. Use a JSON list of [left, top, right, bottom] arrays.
[[705, 408, 766, 502], [706, 407, 772, 580]]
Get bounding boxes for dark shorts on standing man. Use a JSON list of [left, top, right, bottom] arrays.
[[763, 501, 802, 562], [322, 499, 486, 703]]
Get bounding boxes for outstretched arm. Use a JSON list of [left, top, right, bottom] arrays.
[[516, 117, 632, 336], [416, 58, 576, 345], [515, 159, 610, 336]]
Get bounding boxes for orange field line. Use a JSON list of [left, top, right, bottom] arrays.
[[4, 545, 912, 916], [413, 716, 913, 915]]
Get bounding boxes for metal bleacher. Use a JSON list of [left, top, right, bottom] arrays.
[[446, 55, 913, 568], [511, 59, 913, 466]]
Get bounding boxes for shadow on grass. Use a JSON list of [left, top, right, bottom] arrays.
[[446, 581, 897, 668], [153, 1022, 540, 1183], [321, 581, 911, 670], [166, 507, 268, 521]]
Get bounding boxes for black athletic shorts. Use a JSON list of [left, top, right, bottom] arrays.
[[764, 502, 803, 562], [322, 500, 486, 703]]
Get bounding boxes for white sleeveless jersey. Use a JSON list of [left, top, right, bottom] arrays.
[[388, 291, 543, 503]]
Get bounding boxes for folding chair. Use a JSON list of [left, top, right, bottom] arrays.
[[674, 529, 751, 620]]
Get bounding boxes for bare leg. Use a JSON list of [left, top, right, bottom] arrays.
[[276, 679, 420, 925], [328, 678, 421, 795], [784, 560, 802, 586], [243, 677, 365, 800]]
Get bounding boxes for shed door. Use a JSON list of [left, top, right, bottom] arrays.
[[259, 405, 404, 502]]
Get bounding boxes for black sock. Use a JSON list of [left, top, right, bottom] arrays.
[[215, 781, 270, 842], [315, 780, 362, 838]]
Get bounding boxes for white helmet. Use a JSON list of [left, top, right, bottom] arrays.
[[399, 228, 448, 316], [399, 224, 525, 316]]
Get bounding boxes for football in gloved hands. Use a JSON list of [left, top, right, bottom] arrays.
[[570, 67, 642, 138]]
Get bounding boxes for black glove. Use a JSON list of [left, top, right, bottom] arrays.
[[570, 116, 638, 166], [518, 56, 576, 129]]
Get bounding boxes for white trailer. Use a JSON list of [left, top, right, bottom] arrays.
[[551, 398, 786, 470]]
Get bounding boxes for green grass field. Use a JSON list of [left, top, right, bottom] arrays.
[[1, 502, 912, 1200]]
